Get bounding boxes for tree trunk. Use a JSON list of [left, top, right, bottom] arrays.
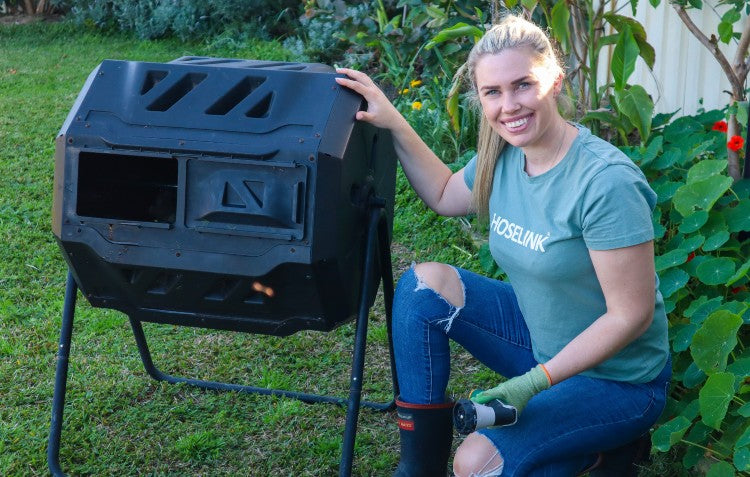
[[728, 113, 742, 180], [23, 0, 35, 15]]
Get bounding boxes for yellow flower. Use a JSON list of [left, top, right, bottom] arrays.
[[412, 101, 422, 110], [410, 79, 422, 88], [401, 88, 410, 94]]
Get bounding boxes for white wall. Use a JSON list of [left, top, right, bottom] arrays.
[[597, 1, 745, 116]]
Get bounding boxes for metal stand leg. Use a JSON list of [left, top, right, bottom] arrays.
[[48, 202, 399, 476], [47, 271, 78, 477], [338, 207, 387, 477]]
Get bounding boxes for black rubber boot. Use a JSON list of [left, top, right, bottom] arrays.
[[393, 397, 454, 477]]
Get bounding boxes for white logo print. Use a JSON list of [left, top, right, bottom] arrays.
[[490, 213, 549, 252]]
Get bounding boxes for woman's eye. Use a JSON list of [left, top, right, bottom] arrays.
[[517, 82, 530, 90], [485, 89, 499, 96]]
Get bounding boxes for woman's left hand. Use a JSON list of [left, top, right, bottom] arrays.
[[472, 365, 551, 415]]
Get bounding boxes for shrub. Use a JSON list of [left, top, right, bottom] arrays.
[[624, 110, 750, 474], [57, 0, 300, 41]]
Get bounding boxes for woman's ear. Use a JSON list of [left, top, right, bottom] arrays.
[[553, 73, 564, 97]]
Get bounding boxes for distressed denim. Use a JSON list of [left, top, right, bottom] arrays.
[[392, 265, 671, 476]]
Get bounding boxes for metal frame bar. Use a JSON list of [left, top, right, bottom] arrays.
[[47, 204, 398, 477]]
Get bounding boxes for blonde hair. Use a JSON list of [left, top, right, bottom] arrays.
[[464, 15, 565, 217]]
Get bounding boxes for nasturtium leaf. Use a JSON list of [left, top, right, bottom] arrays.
[[706, 461, 736, 477], [679, 211, 709, 233], [654, 180, 683, 204], [699, 372, 735, 429], [683, 361, 707, 388], [733, 179, 750, 199], [659, 267, 690, 299], [684, 254, 709, 278], [734, 446, 750, 472], [655, 249, 688, 272], [652, 416, 692, 452], [682, 446, 704, 469], [736, 426, 750, 449], [653, 221, 666, 240], [702, 231, 730, 251], [664, 116, 703, 142], [652, 147, 681, 170], [672, 323, 698, 352], [723, 301, 749, 315], [684, 295, 712, 318], [682, 446, 713, 469], [687, 159, 728, 184], [691, 310, 743, 374], [696, 257, 736, 285], [672, 175, 734, 216], [739, 402, 750, 417], [725, 199, 750, 232], [679, 234, 705, 253], [727, 358, 750, 385], [727, 258, 750, 286], [700, 210, 727, 236], [639, 135, 663, 166], [680, 399, 701, 421]]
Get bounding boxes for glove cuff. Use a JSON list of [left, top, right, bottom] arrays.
[[530, 364, 552, 392]]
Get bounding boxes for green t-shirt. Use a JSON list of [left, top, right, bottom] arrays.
[[464, 125, 669, 383]]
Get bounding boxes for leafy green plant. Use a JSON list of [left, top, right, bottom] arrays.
[[653, 0, 750, 179], [622, 110, 750, 475], [58, 0, 300, 41]]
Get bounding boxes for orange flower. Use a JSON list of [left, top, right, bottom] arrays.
[[410, 79, 422, 88], [728, 135, 744, 151], [686, 252, 695, 262], [412, 101, 422, 110], [712, 120, 728, 132]]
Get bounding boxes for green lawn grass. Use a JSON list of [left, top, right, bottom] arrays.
[[0, 19, 488, 476]]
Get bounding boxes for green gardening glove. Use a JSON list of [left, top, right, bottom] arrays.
[[471, 365, 551, 416]]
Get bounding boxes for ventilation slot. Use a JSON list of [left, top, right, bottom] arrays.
[[146, 272, 180, 295], [141, 70, 168, 95], [147, 73, 207, 112], [244, 291, 265, 305], [206, 76, 266, 116], [293, 182, 304, 224], [120, 268, 142, 285], [245, 92, 273, 118], [204, 278, 242, 302]]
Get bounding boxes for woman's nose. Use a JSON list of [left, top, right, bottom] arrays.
[[501, 92, 519, 112]]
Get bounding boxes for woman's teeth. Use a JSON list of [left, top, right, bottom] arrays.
[[506, 117, 528, 128]]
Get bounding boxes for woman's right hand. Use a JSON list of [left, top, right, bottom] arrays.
[[334, 68, 404, 130]]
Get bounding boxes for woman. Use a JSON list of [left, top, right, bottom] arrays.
[[335, 14, 670, 477]]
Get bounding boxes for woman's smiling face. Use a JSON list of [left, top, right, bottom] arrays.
[[475, 47, 562, 151]]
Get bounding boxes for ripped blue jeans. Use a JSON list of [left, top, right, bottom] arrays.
[[392, 265, 671, 476]]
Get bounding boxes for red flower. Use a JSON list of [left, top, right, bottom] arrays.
[[712, 120, 728, 132], [728, 135, 745, 152], [686, 252, 695, 262]]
